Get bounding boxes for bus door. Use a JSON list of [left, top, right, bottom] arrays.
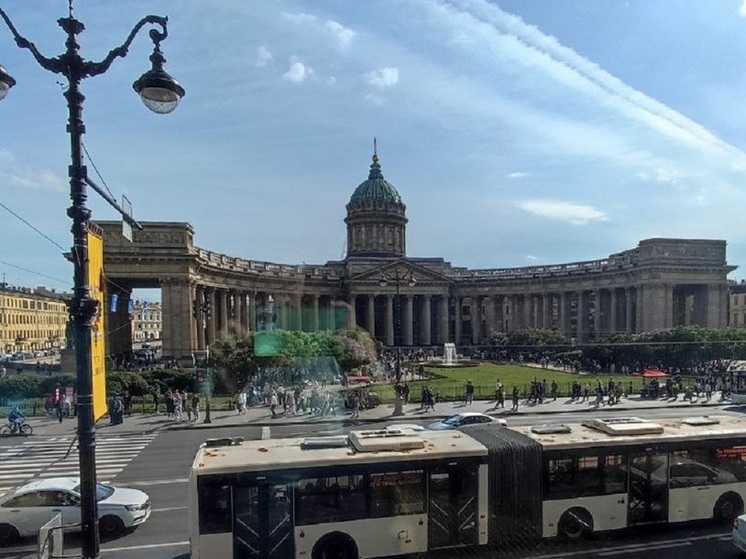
[[628, 452, 669, 525], [428, 463, 479, 549], [233, 480, 293, 559]]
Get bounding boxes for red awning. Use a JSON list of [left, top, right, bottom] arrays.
[[633, 369, 669, 378]]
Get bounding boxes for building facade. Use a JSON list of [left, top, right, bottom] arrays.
[[130, 300, 162, 344], [99, 152, 735, 364], [0, 285, 70, 354]]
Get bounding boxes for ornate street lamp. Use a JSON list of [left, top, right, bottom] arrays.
[[379, 267, 416, 416], [0, 5, 184, 558]]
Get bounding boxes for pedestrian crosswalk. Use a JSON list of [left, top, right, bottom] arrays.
[[0, 433, 158, 493]]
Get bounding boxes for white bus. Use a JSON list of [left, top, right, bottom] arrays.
[[189, 415, 746, 559]]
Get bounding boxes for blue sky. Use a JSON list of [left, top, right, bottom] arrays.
[[3, 0, 746, 297]]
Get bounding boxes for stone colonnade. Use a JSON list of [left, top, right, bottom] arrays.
[[155, 281, 355, 361], [349, 282, 727, 347]]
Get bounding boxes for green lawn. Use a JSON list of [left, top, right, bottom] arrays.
[[372, 363, 649, 403]]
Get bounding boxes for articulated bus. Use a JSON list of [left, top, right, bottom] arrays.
[[189, 415, 746, 559]]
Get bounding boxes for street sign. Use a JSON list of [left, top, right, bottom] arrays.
[[122, 194, 133, 242]]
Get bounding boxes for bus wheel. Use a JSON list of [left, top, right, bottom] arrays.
[[714, 492, 743, 523], [311, 532, 359, 559], [558, 508, 593, 542]]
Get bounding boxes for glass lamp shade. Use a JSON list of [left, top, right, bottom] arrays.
[[133, 69, 184, 115], [0, 65, 16, 101]]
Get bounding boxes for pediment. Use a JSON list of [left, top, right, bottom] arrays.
[[346, 258, 451, 285]]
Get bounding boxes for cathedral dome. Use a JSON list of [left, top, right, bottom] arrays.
[[349, 155, 402, 205]]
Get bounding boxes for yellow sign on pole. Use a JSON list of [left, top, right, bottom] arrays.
[[88, 228, 108, 422]]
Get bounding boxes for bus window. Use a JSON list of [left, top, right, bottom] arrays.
[[546, 453, 626, 499], [370, 470, 425, 517], [295, 475, 366, 525], [198, 478, 232, 534]]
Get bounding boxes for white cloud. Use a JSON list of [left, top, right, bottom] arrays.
[[0, 148, 15, 164], [366, 67, 400, 88], [325, 20, 355, 47], [517, 199, 608, 225], [283, 59, 313, 83], [363, 93, 385, 105], [431, 0, 746, 164], [283, 12, 355, 47], [507, 172, 526, 179], [255, 45, 272, 68], [1, 168, 66, 191], [526, 255, 539, 260], [740, 0, 746, 17], [282, 12, 317, 25]]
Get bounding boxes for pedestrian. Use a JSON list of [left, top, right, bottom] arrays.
[[173, 390, 183, 421], [269, 389, 279, 418], [191, 393, 200, 422], [551, 379, 558, 401], [511, 386, 519, 412], [56, 394, 66, 423], [465, 380, 474, 405]]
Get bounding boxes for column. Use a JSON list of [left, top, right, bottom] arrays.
[[326, 298, 335, 330], [541, 293, 550, 329], [347, 297, 356, 329], [366, 294, 375, 335], [241, 292, 249, 334], [248, 292, 257, 332], [523, 295, 532, 328], [472, 296, 482, 345], [576, 290, 586, 343], [625, 287, 634, 333], [636, 285, 646, 332], [206, 288, 216, 345], [484, 296, 495, 337], [218, 289, 229, 337], [495, 295, 505, 333], [609, 288, 618, 335], [404, 295, 414, 346], [160, 278, 194, 364], [311, 295, 319, 331], [234, 291, 244, 337], [559, 292, 570, 336], [593, 289, 602, 339], [532, 295, 539, 329], [454, 297, 462, 345], [663, 284, 674, 329], [195, 285, 206, 350], [385, 295, 394, 346], [421, 295, 432, 346], [439, 295, 449, 344]]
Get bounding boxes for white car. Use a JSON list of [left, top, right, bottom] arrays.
[[0, 477, 151, 545], [733, 513, 746, 552], [427, 412, 507, 430]]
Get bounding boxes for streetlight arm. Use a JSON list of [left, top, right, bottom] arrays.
[[0, 8, 60, 74], [83, 15, 168, 78]]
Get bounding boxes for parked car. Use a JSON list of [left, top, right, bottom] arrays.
[[0, 477, 151, 545], [427, 412, 507, 430]]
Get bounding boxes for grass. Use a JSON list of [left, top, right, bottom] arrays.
[[372, 363, 650, 403]]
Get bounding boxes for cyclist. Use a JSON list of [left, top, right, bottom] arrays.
[[8, 406, 25, 434]]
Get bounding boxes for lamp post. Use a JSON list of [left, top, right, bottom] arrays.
[[379, 267, 416, 417], [0, 5, 184, 558], [192, 293, 213, 423]]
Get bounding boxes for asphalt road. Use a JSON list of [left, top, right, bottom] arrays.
[[0, 407, 744, 559]]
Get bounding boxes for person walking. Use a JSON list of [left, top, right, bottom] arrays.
[[511, 386, 519, 412], [191, 393, 201, 422], [269, 389, 279, 418], [173, 390, 183, 422]]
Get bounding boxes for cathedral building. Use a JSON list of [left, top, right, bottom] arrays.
[[99, 152, 734, 364]]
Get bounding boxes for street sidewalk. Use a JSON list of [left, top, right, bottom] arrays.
[[13, 392, 736, 438]]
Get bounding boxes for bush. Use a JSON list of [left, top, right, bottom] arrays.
[[106, 372, 151, 397], [0, 374, 76, 399]]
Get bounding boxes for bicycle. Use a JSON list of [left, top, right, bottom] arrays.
[[0, 422, 33, 436]]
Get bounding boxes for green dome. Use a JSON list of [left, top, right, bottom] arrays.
[[349, 155, 402, 204]]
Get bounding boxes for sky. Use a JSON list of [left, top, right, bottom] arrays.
[[3, 0, 746, 300]]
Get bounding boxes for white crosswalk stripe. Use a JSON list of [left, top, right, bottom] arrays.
[[0, 433, 158, 493]]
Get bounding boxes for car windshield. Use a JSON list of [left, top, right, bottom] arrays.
[[72, 483, 114, 502], [442, 415, 463, 425]]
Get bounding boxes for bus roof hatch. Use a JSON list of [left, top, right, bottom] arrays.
[[348, 429, 426, 452], [582, 417, 664, 436]]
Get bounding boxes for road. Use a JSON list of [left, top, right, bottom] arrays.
[[0, 407, 744, 559]]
